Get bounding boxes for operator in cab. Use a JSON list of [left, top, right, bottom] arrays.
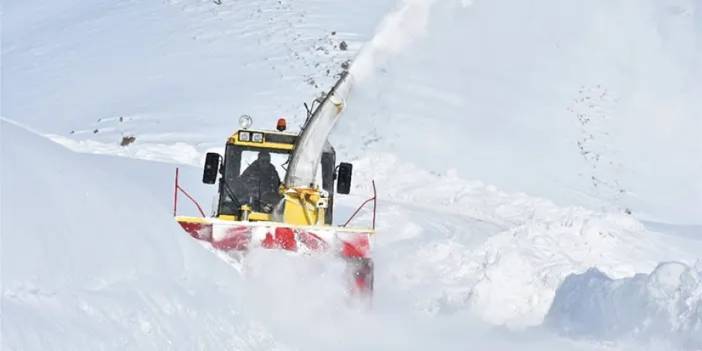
[[238, 151, 282, 212]]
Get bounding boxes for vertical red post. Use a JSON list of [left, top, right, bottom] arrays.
[[173, 168, 179, 217]]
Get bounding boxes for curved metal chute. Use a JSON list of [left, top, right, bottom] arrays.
[[284, 72, 353, 188]]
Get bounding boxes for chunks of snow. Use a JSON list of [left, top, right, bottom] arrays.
[[346, 153, 702, 328], [545, 261, 702, 349]]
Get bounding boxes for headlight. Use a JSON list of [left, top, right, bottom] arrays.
[[238, 131, 251, 142], [239, 115, 253, 129], [251, 132, 264, 143]]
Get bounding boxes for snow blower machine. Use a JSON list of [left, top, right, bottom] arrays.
[[174, 72, 375, 295]]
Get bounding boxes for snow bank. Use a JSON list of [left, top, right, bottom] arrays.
[[546, 262, 702, 349], [45, 133, 204, 166], [0, 120, 287, 350], [346, 153, 702, 327]]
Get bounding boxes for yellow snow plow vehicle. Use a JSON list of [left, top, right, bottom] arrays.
[[174, 72, 375, 295]]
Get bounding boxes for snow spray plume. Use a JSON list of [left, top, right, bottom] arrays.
[[285, 0, 440, 187], [350, 0, 437, 84]]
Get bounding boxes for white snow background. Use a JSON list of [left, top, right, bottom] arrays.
[[2, 0, 701, 350]]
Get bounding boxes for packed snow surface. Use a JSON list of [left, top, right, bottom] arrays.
[[2, 0, 701, 350]]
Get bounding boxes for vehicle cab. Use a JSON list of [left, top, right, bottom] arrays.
[[201, 115, 352, 227]]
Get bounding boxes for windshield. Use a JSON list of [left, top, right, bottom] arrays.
[[217, 143, 336, 222], [219, 146, 289, 215]]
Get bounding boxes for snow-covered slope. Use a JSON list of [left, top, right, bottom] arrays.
[[6, 117, 702, 350], [2, 0, 392, 142], [5, 0, 700, 224], [0, 119, 608, 351], [0, 121, 283, 350], [2, 0, 702, 350], [334, 0, 702, 225]]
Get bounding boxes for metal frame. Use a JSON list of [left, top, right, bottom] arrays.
[[342, 180, 377, 230], [173, 168, 206, 217]]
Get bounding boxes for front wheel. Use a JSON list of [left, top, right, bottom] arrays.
[[347, 257, 374, 296]]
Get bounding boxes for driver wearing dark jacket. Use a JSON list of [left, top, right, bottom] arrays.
[[239, 151, 281, 212]]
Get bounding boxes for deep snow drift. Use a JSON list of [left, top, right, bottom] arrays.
[[1, 121, 281, 350]]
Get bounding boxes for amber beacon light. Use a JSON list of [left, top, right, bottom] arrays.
[[276, 118, 287, 131]]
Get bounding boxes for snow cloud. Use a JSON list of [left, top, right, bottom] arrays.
[[350, 0, 442, 83]]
